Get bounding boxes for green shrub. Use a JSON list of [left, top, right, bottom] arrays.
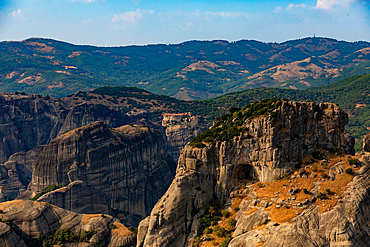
[[221, 210, 230, 218], [232, 206, 239, 212], [227, 218, 237, 227], [326, 188, 334, 195], [348, 158, 360, 166], [312, 151, 322, 160], [303, 188, 309, 194], [312, 165, 318, 172], [79, 230, 97, 242], [321, 172, 328, 178], [193, 237, 201, 247], [317, 192, 328, 200], [31, 184, 66, 201], [203, 227, 213, 234], [213, 226, 227, 237], [345, 168, 353, 175], [220, 235, 232, 247], [128, 226, 138, 235]]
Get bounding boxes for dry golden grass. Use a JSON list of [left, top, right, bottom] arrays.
[[251, 150, 360, 222], [269, 206, 303, 223], [0, 200, 25, 212], [82, 214, 103, 224], [254, 241, 265, 247], [111, 222, 134, 238], [245, 208, 258, 216]]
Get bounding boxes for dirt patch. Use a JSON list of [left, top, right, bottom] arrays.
[[0, 200, 25, 212], [181, 61, 219, 74], [18, 75, 42, 85], [82, 214, 103, 224], [111, 222, 134, 238]]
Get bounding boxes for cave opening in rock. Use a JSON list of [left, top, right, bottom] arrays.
[[231, 163, 259, 187]]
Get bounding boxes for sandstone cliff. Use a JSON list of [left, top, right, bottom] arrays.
[[0, 94, 67, 163], [0, 199, 136, 247], [0, 93, 134, 164], [28, 121, 176, 219], [0, 145, 44, 201], [137, 100, 355, 247], [162, 113, 207, 162]]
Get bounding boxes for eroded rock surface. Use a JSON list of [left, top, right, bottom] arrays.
[[29, 121, 176, 218], [137, 101, 354, 247], [162, 113, 207, 162], [0, 145, 44, 201], [229, 153, 370, 247], [0, 199, 136, 247]]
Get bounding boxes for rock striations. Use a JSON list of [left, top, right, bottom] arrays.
[[162, 113, 207, 162], [137, 100, 355, 247], [28, 121, 176, 218], [0, 199, 136, 246]]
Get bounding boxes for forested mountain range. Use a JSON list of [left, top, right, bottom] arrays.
[[1, 37, 370, 100]]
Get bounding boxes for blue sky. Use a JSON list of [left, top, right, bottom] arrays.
[[0, 0, 369, 46]]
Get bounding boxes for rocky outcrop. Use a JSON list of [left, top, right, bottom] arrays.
[[0, 199, 136, 247], [37, 180, 113, 215], [28, 121, 176, 218], [0, 94, 67, 163], [228, 153, 370, 247], [162, 113, 207, 162], [137, 101, 354, 247], [364, 132, 370, 152], [57, 102, 132, 136], [0, 145, 44, 201], [0, 94, 135, 164]]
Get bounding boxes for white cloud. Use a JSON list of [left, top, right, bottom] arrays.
[[9, 9, 22, 17], [316, 0, 355, 9], [82, 18, 92, 25], [205, 11, 250, 19], [286, 3, 306, 10], [112, 9, 143, 23], [181, 22, 193, 32]]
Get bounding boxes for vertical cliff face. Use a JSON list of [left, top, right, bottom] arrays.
[[137, 101, 354, 247], [0, 145, 45, 201], [29, 121, 176, 218], [0, 94, 67, 163], [57, 102, 132, 135], [162, 113, 207, 162]]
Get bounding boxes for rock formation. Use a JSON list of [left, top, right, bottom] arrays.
[[0, 93, 134, 164], [137, 101, 355, 247], [0, 93, 67, 163], [162, 113, 207, 162], [28, 121, 176, 219], [0, 145, 44, 201], [0, 199, 136, 247], [228, 152, 370, 247]]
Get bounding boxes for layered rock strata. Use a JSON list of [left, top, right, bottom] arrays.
[[162, 113, 207, 162], [137, 101, 354, 247], [29, 121, 176, 218], [0, 199, 136, 247], [0, 93, 133, 163], [0, 145, 44, 201]]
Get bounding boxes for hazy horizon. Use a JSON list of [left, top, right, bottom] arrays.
[[0, 0, 369, 46]]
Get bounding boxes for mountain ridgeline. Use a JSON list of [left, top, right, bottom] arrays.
[[1, 37, 370, 100]]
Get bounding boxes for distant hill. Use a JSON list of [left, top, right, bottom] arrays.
[[1, 37, 370, 100]]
